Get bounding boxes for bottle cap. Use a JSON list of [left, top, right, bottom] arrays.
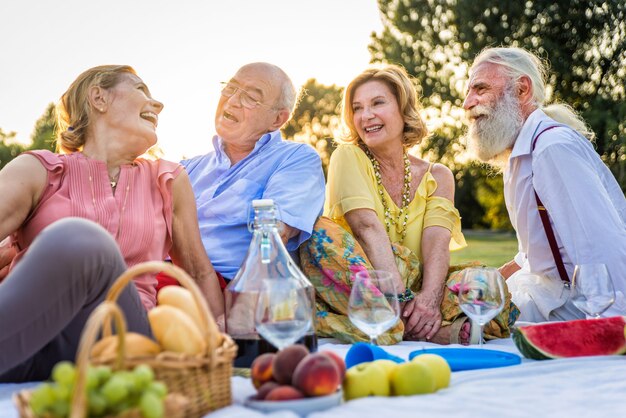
[[252, 199, 275, 208]]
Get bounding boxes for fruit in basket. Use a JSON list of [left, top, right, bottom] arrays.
[[158, 286, 202, 329], [251, 352, 276, 389], [343, 361, 390, 400], [265, 385, 305, 401], [390, 361, 436, 396], [91, 332, 162, 360], [273, 345, 309, 385], [292, 352, 342, 397], [28, 362, 169, 418], [512, 316, 626, 360], [411, 354, 451, 389], [149, 305, 206, 354]]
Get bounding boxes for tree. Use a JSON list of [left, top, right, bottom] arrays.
[[369, 0, 626, 229], [282, 79, 344, 175], [0, 128, 26, 169], [29, 103, 57, 152]]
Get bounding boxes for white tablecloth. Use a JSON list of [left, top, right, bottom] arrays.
[[2, 337, 626, 418]]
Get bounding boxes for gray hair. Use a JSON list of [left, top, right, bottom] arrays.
[[472, 47, 594, 139]]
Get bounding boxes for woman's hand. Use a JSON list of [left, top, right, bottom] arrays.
[[402, 289, 443, 340], [0, 238, 16, 282]]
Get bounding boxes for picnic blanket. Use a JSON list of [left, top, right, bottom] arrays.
[[2, 337, 625, 418]]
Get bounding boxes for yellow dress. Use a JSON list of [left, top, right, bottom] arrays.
[[300, 144, 519, 344], [324, 144, 466, 256]]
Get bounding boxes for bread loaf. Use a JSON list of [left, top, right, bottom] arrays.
[[90, 332, 161, 360], [148, 305, 207, 355]]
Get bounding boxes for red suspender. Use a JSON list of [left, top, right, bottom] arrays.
[[531, 126, 570, 284]]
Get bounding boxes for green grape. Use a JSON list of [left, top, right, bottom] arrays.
[[94, 365, 112, 384], [101, 375, 129, 404], [88, 392, 107, 416], [146, 381, 167, 399], [133, 364, 154, 387], [29, 383, 55, 415], [86, 367, 100, 391], [51, 384, 71, 404], [139, 391, 164, 418], [51, 361, 76, 387], [50, 397, 70, 418]]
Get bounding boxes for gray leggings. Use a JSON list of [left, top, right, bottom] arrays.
[[0, 217, 151, 382]]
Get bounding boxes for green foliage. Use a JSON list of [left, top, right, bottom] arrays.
[[282, 79, 344, 175], [29, 102, 57, 152], [0, 128, 26, 169], [0, 103, 57, 169], [369, 0, 626, 230]]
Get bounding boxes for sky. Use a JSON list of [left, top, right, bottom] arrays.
[[0, 0, 384, 161]]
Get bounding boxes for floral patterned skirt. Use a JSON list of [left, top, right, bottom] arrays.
[[299, 217, 520, 345]]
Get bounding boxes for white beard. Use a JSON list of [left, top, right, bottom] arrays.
[[466, 88, 524, 165]]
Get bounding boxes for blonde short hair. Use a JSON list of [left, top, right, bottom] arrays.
[[339, 63, 428, 148], [56, 65, 136, 153]]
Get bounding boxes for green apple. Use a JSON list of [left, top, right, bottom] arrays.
[[373, 359, 399, 380], [390, 361, 436, 396], [343, 362, 390, 400], [411, 354, 451, 390]]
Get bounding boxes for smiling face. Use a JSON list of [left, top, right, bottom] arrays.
[[463, 63, 523, 162], [351, 80, 405, 151], [215, 63, 285, 154], [103, 72, 164, 152]]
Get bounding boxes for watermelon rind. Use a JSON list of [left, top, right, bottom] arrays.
[[512, 316, 626, 360]]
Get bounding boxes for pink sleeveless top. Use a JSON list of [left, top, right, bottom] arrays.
[[12, 150, 183, 310]]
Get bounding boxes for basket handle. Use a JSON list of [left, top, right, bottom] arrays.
[[105, 261, 220, 355], [71, 302, 127, 418]]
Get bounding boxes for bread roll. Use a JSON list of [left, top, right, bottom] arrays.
[[91, 332, 161, 360], [157, 286, 203, 330], [158, 285, 224, 346], [148, 306, 206, 355]]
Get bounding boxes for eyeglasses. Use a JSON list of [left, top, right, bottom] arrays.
[[219, 82, 275, 110]]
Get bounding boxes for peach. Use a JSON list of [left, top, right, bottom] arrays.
[[256, 381, 280, 400], [272, 344, 310, 385], [265, 385, 305, 401], [319, 350, 346, 381], [292, 353, 341, 397], [250, 353, 276, 389]]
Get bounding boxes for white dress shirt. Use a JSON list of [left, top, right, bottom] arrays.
[[505, 109, 626, 318]]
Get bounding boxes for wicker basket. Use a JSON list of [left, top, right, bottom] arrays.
[[14, 302, 189, 418], [15, 261, 237, 418]]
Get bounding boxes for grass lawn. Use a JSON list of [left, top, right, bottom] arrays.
[[450, 230, 518, 268]]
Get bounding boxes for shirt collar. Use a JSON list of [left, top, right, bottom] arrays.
[[510, 108, 550, 159], [212, 130, 282, 163]]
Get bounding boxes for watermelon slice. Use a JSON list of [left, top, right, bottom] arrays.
[[512, 316, 626, 360]]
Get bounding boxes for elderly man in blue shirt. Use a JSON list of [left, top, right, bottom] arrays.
[[180, 62, 325, 282]]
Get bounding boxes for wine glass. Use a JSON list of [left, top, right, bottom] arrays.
[[457, 267, 505, 348], [255, 278, 312, 350], [348, 270, 400, 346], [571, 263, 615, 318]]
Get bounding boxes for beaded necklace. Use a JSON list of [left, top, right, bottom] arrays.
[[364, 147, 412, 243]]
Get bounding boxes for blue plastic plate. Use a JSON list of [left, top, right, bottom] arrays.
[[409, 348, 521, 371]]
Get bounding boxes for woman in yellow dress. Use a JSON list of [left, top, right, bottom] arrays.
[[300, 64, 518, 345]]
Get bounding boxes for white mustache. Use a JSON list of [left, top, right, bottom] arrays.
[[469, 105, 492, 119]]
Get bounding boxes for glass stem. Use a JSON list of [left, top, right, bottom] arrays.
[[371, 336, 378, 346], [478, 324, 484, 348]]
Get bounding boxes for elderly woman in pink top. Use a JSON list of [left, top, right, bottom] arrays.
[[0, 65, 224, 382]]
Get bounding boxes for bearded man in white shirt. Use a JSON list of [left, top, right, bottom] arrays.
[[463, 47, 626, 322]]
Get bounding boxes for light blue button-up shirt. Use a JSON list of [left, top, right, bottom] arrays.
[[181, 130, 325, 280]]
